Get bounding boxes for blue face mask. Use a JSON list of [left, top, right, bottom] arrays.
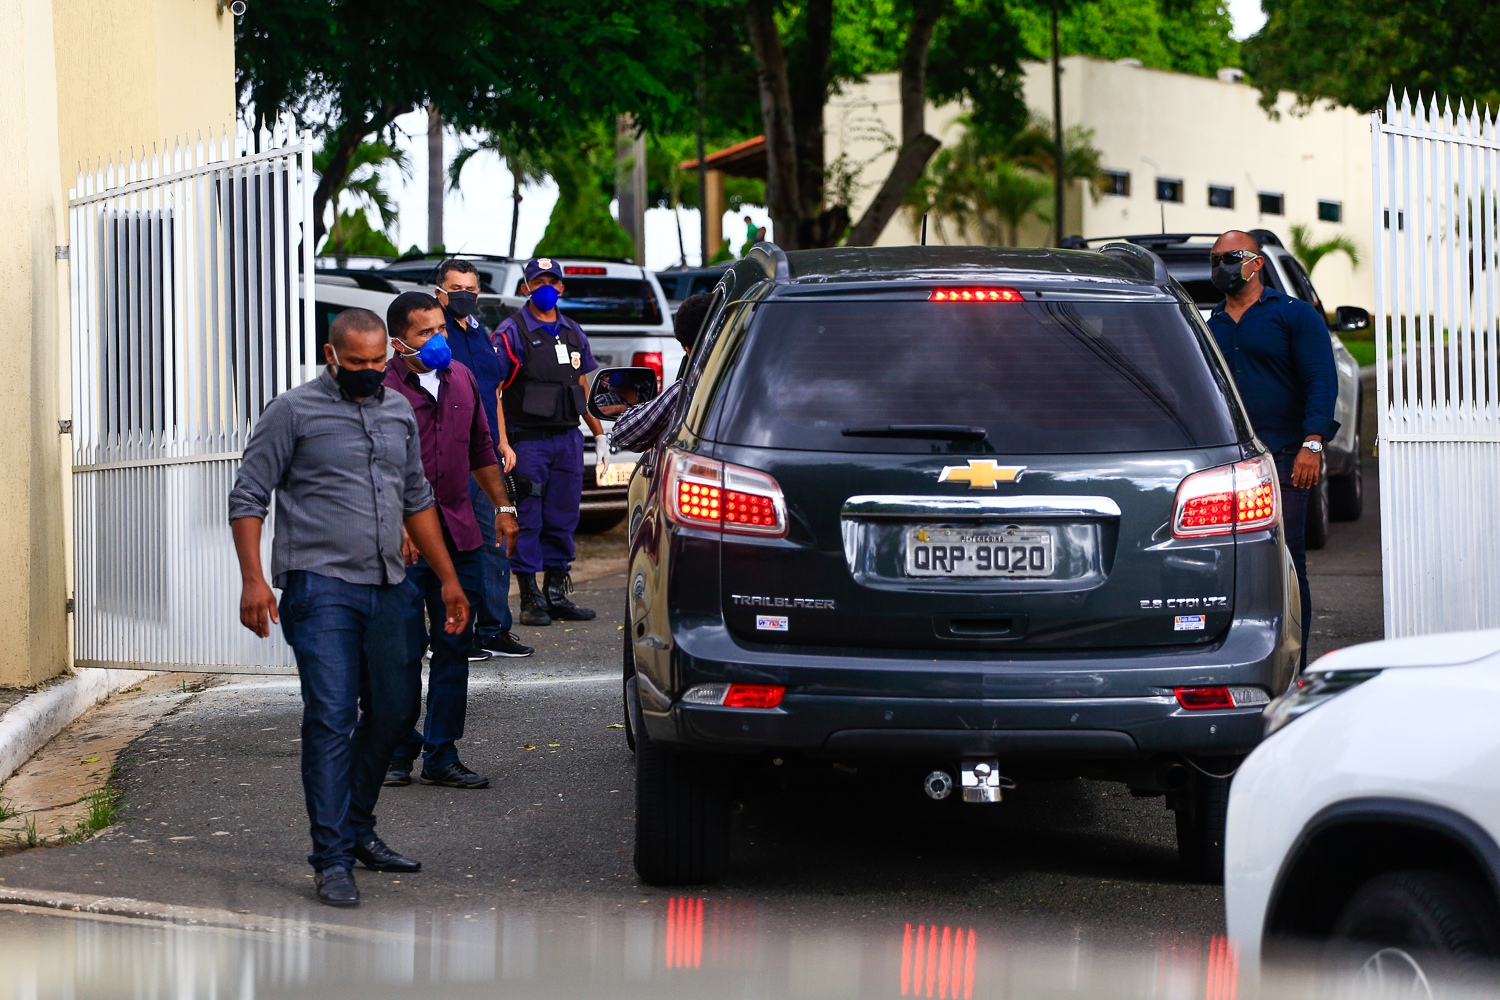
[[400, 332, 452, 371], [529, 284, 561, 312]]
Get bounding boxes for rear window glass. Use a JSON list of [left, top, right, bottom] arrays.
[[711, 300, 1237, 454], [514, 277, 663, 326]]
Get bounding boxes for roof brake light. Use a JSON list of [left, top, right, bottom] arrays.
[[929, 288, 1023, 303], [564, 265, 607, 275]]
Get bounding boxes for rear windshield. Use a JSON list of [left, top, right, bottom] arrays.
[[514, 277, 663, 326], [711, 299, 1238, 454]]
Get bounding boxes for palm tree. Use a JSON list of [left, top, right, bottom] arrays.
[[314, 141, 409, 264], [1290, 222, 1361, 276], [449, 130, 549, 258], [903, 125, 1054, 247]]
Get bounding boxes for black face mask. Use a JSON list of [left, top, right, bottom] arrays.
[[332, 363, 385, 399], [444, 290, 479, 319], [1211, 260, 1253, 295]]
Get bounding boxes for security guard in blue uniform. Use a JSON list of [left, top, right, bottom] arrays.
[[491, 258, 604, 626]]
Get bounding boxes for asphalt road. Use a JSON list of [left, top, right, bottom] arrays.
[[0, 387, 1383, 944]]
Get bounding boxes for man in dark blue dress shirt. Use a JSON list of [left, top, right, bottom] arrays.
[[1207, 230, 1339, 667], [433, 259, 532, 660]]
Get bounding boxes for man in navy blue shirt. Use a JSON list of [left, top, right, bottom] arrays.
[[1207, 230, 1339, 667], [433, 259, 533, 660]]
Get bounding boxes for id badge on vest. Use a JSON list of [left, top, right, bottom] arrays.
[[554, 341, 569, 365]]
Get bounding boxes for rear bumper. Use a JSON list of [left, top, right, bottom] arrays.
[[638, 614, 1291, 764]]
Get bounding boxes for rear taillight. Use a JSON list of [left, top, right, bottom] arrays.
[[664, 451, 787, 537], [681, 683, 786, 708], [1174, 686, 1270, 710], [632, 351, 664, 387], [1172, 454, 1279, 537]]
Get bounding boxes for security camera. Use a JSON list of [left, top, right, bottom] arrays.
[[220, 0, 246, 14]]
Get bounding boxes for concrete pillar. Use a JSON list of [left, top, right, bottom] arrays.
[[615, 115, 647, 263], [705, 169, 726, 262], [0, 0, 71, 686], [427, 104, 444, 252]]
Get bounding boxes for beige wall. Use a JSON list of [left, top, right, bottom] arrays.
[[829, 57, 1375, 311], [0, 0, 234, 686], [53, 0, 236, 193]]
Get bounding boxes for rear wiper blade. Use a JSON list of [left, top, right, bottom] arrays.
[[840, 424, 988, 441]]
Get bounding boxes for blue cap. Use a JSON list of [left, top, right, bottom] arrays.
[[524, 257, 564, 282]]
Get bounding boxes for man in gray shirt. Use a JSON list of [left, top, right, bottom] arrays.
[[228, 308, 468, 908]]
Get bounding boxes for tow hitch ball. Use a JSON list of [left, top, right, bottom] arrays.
[[923, 761, 1015, 803]]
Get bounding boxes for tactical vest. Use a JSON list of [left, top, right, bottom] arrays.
[[501, 313, 588, 436]]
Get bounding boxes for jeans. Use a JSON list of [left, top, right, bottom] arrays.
[[468, 477, 513, 644], [278, 570, 421, 873], [1274, 447, 1312, 668], [392, 547, 481, 768], [511, 428, 584, 575]]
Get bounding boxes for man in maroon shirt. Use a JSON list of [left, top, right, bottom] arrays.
[[382, 292, 519, 791]]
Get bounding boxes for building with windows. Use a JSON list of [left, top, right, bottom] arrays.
[[1, 0, 236, 685], [827, 55, 1374, 312]]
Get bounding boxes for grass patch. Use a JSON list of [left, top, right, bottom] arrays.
[[58, 785, 123, 844], [1344, 340, 1376, 367], [16, 814, 42, 849], [0, 798, 17, 823]]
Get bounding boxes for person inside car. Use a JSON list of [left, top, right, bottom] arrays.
[[1207, 229, 1339, 668], [609, 292, 714, 453]]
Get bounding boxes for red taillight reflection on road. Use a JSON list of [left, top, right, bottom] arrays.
[[665, 897, 703, 969], [901, 923, 975, 999], [1206, 935, 1239, 1000]]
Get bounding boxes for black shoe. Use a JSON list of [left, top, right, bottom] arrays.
[[315, 866, 360, 907], [353, 835, 422, 873], [383, 765, 411, 787], [420, 758, 491, 789], [466, 641, 493, 661], [544, 568, 596, 621], [517, 573, 552, 627], [483, 631, 534, 657]]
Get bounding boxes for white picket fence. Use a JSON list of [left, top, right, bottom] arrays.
[[1371, 93, 1500, 637], [68, 125, 315, 671]]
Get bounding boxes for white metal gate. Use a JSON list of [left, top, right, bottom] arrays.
[[1372, 93, 1500, 637], [68, 126, 316, 672]]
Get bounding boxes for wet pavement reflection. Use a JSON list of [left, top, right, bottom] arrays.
[[0, 897, 1487, 999]]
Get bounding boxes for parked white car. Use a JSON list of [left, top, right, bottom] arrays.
[[1225, 630, 1500, 989]]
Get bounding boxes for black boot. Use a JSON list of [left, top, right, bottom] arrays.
[[517, 572, 553, 626], [544, 568, 596, 621]]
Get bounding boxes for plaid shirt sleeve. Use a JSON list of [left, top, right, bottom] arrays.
[[609, 381, 683, 453]]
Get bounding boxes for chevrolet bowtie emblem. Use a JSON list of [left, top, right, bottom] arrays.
[[938, 461, 1026, 489]]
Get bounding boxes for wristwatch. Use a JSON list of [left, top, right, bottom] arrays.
[[496, 506, 518, 516], [1301, 440, 1324, 454]]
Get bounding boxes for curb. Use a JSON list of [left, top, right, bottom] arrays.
[[0, 669, 156, 786], [0, 886, 399, 941]]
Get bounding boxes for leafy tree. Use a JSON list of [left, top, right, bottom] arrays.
[[533, 123, 636, 261], [1289, 222, 1361, 277], [321, 211, 399, 259], [313, 140, 408, 263], [449, 131, 550, 259], [1008, 0, 1239, 78], [236, 0, 695, 243], [1243, 0, 1500, 114], [906, 128, 1054, 246]]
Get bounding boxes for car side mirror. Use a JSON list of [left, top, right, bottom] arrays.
[[587, 367, 660, 422], [1333, 305, 1371, 332]]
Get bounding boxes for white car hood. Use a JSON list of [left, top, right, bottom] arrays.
[[1311, 628, 1500, 671]]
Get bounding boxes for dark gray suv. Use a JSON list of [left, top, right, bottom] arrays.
[[609, 244, 1302, 888]]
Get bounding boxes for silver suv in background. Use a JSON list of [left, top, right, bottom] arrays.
[[376, 254, 680, 532], [1063, 231, 1367, 549]]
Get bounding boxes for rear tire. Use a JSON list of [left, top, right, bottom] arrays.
[[632, 693, 730, 886], [1329, 425, 1364, 522], [1328, 869, 1500, 987], [1174, 766, 1231, 882], [1305, 466, 1330, 551]]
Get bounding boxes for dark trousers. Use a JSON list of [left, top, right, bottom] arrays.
[[467, 477, 513, 644], [1274, 447, 1312, 667], [278, 570, 421, 873], [511, 427, 584, 575], [393, 547, 482, 768]]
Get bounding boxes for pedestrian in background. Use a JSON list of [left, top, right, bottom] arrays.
[[382, 291, 520, 792], [1207, 230, 1338, 668], [491, 257, 603, 626], [228, 308, 468, 908], [434, 259, 533, 661]]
